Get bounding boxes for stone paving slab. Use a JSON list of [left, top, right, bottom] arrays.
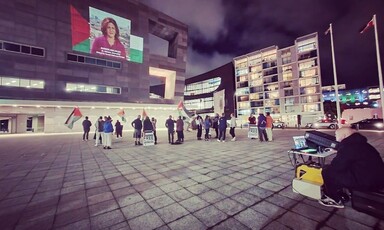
[[0, 129, 383, 229]]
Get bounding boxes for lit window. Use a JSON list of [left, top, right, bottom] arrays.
[[65, 83, 121, 95]]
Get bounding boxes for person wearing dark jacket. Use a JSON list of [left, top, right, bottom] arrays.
[[217, 113, 227, 142], [131, 115, 143, 145], [82, 116, 92, 141], [94, 116, 104, 146], [212, 113, 219, 138], [143, 116, 153, 132], [319, 127, 384, 208], [115, 120, 123, 138], [257, 113, 268, 142], [165, 115, 175, 144], [176, 116, 184, 142], [196, 115, 203, 140]]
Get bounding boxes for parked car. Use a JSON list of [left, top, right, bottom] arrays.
[[272, 121, 285, 128], [350, 118, 384, 130], [308, 120, 338, 129]]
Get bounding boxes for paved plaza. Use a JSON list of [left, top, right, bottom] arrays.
[[0, 128, 383, 230]]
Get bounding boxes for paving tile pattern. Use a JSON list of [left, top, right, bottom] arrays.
[[0, 129, 383, 229]]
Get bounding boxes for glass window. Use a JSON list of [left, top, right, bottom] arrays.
[[30, 80, 44, 89], [65, 83, 120, 95], [184, 77, 221, 96], [1, 77, 19, 87], [78, 56, 85, 63], [21, 46, 31, 54], [20, 79, 30, 88], [31, 47, 44, 56], [112, 62, 121, 68], [67, 53, 77, 61], [4, 42, 20, 52]]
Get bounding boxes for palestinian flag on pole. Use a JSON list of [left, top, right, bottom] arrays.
[[64, 107, 83, 129], [360, 17, 374, 34], [117, 109, 126, 122]]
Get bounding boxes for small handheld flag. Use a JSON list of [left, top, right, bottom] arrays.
[[117, 109, 126, 122], [64, 107, 83, 129]]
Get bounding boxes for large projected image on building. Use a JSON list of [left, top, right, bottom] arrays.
[[70, 5, 143, 63], [89, 7, 130, 60]]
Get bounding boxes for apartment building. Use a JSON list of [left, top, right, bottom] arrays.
[[233, 33, 324, 127]]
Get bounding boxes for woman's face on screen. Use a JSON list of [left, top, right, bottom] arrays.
[[106, 22, 116, 39]]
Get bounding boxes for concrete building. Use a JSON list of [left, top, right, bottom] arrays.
[[0, 0, 188, 133], [233, 33, 324, 127]]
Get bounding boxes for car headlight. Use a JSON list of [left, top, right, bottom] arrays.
[[374, 123, 384, 128]]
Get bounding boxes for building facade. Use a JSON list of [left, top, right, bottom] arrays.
[[0, 0, 188, 133], [233, 33, 324, 126], [183, 62, 235, 117]]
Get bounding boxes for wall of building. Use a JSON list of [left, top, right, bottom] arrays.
[[0, 0, 187, 104], [0, 0, 188, 133]]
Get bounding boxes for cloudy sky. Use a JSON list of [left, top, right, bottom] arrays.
[[143, 0, 384, 89]]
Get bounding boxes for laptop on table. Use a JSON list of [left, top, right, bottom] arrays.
[[292, 136, 317, 153]]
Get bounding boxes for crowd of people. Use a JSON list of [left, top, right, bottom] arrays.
[[81, 112, 278, 148]]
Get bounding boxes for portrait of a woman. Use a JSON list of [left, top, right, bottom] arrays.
[[91, 17, 127, 59]]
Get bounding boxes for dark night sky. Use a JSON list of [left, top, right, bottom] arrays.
[[143, 0, 384, 89]]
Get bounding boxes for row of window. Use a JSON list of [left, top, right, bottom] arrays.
[[0, 76, 121, 95], [66, 83, 121, 94], [67, 53, 121, 69], [0, 40, 44, 57], [184, 97, 214, 110], [184, 77, 221, 96], [0, 40, 122, 70], [0, 76, 44, 89]]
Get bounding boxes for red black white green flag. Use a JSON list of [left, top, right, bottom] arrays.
[[360, 18, 374, 34], [117, 109, 126, 122], [64, 107, 83, 129]]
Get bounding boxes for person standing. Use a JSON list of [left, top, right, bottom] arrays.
[[82, 116, 92, 141], [143, 116, 153, 132], [165, 115, 175, 144], [265, 112, 274, 141], [212, 113, 219, 138], [131, 115, 143, 145], [248, 113, 257, 139], [94, 116, 104, 146], [151, 117, 158, 144], [229, 113, 237, 141], [176, 116, 184, 143], [204, 115, 212, 141], [257, 113, 268, 142], [248, 113, 256, 125], [115, 120, 123, 138], [196, 115, 203, 140], [217, 113, 227, 142], [103, 116, 113, 149]]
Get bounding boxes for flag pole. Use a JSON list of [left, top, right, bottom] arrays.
[[329, 23, 342, 125], [373, 14, 384, 119]]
